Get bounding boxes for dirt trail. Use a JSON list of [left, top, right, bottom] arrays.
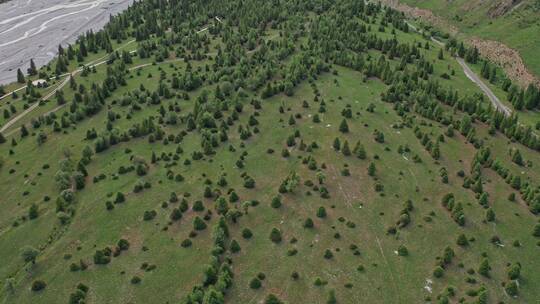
[[0, 21, 219, 135], [0, 76, 68, 134], [375, 237, 400, 297]]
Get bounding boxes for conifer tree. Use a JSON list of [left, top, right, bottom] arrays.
[[342, 140, 351, 156], [478, 258, 490, 277], [333, 137, 341, 151], [456, 234, 469, 246], [354, 141, 366, 159], [339, 119, 349, 133], [485, 208, 496, 222], [326, 289, 337, 304], [533, 223, 540, 237], [28, 59, 38, 76], [17, 69, 25, 83], [512, 150, 524, 166], [20, 124, 29, 137], [269, 228, 282, 243], [368, 162, 376, 176]]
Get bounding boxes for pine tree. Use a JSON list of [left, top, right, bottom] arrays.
[[354, 141, 366, 159], [368, 162, 376, 176], [333, 137, 341, 150], [67, 45, 75, 60], [451, 202, 465, 226], [478, 258, 490, 277], [249, 277, 261, 289], [269, 228, 282, 243], [28, 59, 38, 76], [317, 206, 327, 218], [511, 175, 521, 190], [489, 66, 497, 83], [433, 266, 444, 278], [17, 69, 25, 83], [20, 124, 29, 137], [79, 40, 88, 57], [303, 218, 314, 228], [481, 61, 490, 79], [342, 140, 351, 156], [397, 245, 408, 256], [28, 204, 39, 219], [456, 234, 469, 246], [69, 75, 77, 90], [203, 186, 213, 198], [460, 115, 472, 135], [533, 223, 540, 237], [339, 119, 349, 133], [326, 289, 337, 304], [230, 239, 241, 253], [431, 142, 440, 159], [265, 294, 283, 304], [216, 197, 229, 215], [485, 208, 495, 222], [288, 115, 295, 125], [512, 149, 524, 166], [477, 289, 488, 304], [478, 192, 489, 206], [458, 42, 465, 57], [193, 216, 207, 230], [20, 246, 39, 264], [507, 263, 521, 280], [505, 281, 518, 297], [115, 192, 125, 203]]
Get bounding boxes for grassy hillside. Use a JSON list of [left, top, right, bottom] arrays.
[[0, 0, 539, 303], [400, 0, 540, 78]]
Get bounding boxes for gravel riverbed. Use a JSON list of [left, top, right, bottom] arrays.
[[0, 0, 133, 85]]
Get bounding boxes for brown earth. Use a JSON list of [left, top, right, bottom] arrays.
[[377, 0, 458, 35], [466, 37, 540, 87]]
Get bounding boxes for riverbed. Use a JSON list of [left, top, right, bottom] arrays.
[[0, 0, 133, 85]]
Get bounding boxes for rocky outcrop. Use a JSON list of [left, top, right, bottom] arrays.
[[487, 0, 522, 18]]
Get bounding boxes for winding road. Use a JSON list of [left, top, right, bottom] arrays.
[[456, 57, 511, 116], [405, 20, 511, 116]]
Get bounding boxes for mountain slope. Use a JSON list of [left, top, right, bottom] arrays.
[[0, 1, 539, 303]]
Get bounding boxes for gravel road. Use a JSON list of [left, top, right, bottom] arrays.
[[404, 20, 512, 116], [0, 0, 133, 85], [456, 57, 511, 116]]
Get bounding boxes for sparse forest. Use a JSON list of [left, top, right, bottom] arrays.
[[0, 0, 539, 303]]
